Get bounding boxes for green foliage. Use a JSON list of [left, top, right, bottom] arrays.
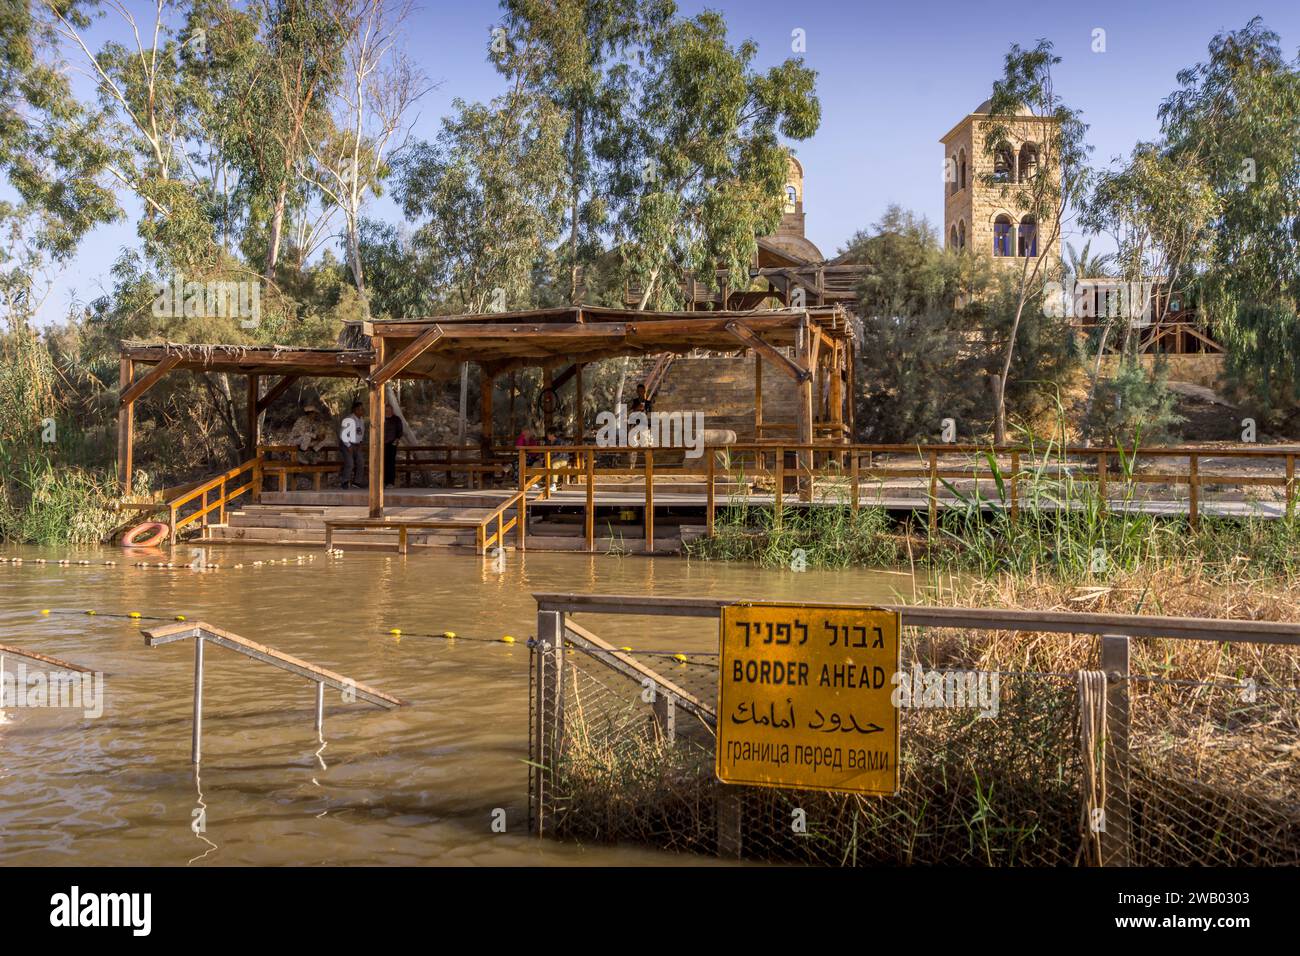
[[1158, 18, 1300, 417], [1082, 358, 1184, 446]]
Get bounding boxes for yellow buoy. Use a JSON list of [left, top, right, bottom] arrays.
[[620, 646, 633, 652], [85, 610, 96, 616], [175, 615, 187, 621], [389, 628, 402, 635], [672, 653, 687, 663], [443, 631, 457, 639], [128, 611, 141, 619], [501, 635, 516, 644], [40, 609, 50, 615]]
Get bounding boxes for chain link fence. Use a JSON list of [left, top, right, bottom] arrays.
[[529, 607, 1300, 866]]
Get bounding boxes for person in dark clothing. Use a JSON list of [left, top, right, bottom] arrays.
[[629, 382, 653, 417], [383, 401, 402, 487]]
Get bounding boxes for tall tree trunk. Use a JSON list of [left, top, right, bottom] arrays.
[[264, 182, 289, 281], [568, 107, 584, 304]]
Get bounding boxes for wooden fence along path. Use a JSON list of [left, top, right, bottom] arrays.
[[529, 592, 1300, 865]]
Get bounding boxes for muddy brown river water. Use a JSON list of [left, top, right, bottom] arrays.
[[0, 543, 915, 865]]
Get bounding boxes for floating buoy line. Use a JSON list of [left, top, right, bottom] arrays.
[[0, 553, 326, 571], [380, 627, 716, 665]]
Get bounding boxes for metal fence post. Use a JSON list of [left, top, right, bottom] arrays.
[[532, 609, 565, 837], [1100, 634, 1132, 866], [651, 692, 676, 743], [192, 636, 205, 764], [716, 787, 742, 859]]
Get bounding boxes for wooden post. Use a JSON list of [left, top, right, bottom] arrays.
[[508, 371, 517, 440], [1098, 451, 1108, 513], [574, 364, 585, 442], [1100, 634, 1132, 866], [706, 451, 716, 535], [796, 318, 814, 502], [644, 448, 654, 551], [774, 446, 784, 527], [368, 340, 385, 518], [1010, 451, 1020, 523], [1288, 455, 1295, 519], [117, 356, 134, 494], [1188, 453, 1199, 530], [845, 339, 856, 440], [518, 447, 528, 552], [543, 366, 554, 437], [532, 609, 565, 837], [246, 374, 261, 459], [829, 340, 843, 437], [480, 367, 494, 463], [585, 449, 594, 551], [753, 351, 763, 439], [928, 449, 939, 534], [851, 448, 859, 513]]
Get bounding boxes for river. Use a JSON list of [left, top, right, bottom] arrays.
[[0, 543, 915, 865]]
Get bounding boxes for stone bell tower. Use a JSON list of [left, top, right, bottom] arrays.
[[940, 100, 1060, 268]]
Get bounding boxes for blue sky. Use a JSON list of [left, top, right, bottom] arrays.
[[27, 0, 1300, 323]]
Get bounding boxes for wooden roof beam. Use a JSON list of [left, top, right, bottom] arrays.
[[255, 374, 300, 415], [119, 353, 181, 407], [370, 326, 444, 386], [725, 321, 811, 384]]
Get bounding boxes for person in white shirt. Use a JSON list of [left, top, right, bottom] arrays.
[[339, 401, 366, 488]]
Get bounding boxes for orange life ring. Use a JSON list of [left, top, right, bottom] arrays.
[[122, 521, 169, 548]]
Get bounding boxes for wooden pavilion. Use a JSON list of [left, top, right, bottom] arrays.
[[117, 305, 855, 519]]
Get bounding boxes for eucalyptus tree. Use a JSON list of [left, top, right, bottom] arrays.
[[605, 9, 820, 310], [1158, 17, 1300, 415], [395, 90, 567, 315], [980, 40, 1090, 444], [292, 0, 425, 313], [494, 0, 674, 304]]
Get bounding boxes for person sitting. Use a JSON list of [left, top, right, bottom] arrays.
[[339, 401, 366, 489]]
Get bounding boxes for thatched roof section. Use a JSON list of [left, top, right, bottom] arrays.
[[120, 305, 852, 381]]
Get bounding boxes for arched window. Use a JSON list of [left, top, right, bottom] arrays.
[[949, 225, 959, 249], [993, 215, 1013, 257], [993, 146, 1014, 184], [958, 220, 966, 250], [1018, 216, 1038, 257], [784, 184, 797, 212], [948, 156, 958, 196], [1018, 144, 1040, 183], [958, 149, 967, 191]]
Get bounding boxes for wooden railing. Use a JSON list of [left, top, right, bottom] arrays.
[[257, 443, 511, 490], [513, 441, 1300, 551], [167, 456, 262, 539], [479, 469, 546, 554]]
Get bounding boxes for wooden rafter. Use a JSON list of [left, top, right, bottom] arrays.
[[255, 374, 300, 414], [724, 321, 810, 383], [370, 326, 444, 386], [119, 353, 181, 407]]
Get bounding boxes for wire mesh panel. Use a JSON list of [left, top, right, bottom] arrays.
[[1126, 676, 1300, 865], [531, 632, 1088, 864], [529, 606, 1300, 866]]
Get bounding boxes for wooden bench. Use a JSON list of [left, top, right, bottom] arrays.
[[324, 517, 482, 554]]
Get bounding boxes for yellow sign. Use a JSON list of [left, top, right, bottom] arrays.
[[716, 602, 900, 795]]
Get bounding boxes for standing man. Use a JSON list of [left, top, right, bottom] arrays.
[[383, 400, 404, 487], [340, 401, 366, 489]]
